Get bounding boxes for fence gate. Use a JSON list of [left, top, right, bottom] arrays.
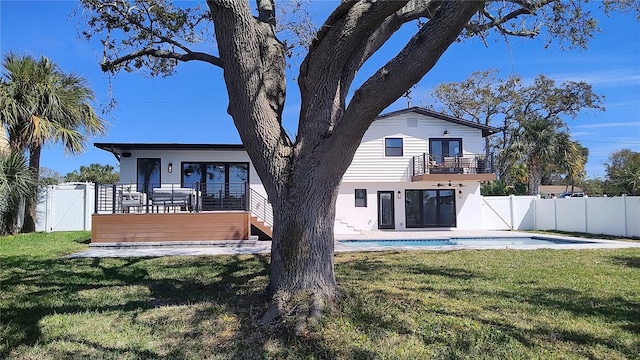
[[481, 196, 513, 230], [36, 183, 94, 232]]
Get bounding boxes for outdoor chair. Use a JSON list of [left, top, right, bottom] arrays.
[[120, 190, 145, 213]]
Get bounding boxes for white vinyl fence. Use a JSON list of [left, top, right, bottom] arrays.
[[35, 182, 94, 232], [482, 195, 640, 237], [35, 183, 640, 238]]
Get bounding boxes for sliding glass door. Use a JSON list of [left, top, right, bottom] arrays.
[[405, 189, 456, 228], [181, 162, 248, 210]]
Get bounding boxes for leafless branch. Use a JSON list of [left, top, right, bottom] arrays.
[[467, 0, 554, 36], [101, 48, 222, 71]]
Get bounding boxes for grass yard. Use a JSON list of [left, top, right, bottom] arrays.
[[1, 232, 639, 359]]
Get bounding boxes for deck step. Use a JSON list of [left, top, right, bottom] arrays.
[[251, 216, 273, 238], [89, 239, 258, 249]]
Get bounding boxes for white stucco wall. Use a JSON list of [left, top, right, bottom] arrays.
[[335, 182, 482, 232]]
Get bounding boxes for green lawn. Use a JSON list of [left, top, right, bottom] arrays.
[[1, 232, 639, 359]]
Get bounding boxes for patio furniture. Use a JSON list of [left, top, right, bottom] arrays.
[[152, 187, 195, 212], [460, 157, 475, 174], [120, 190, 145, 213]]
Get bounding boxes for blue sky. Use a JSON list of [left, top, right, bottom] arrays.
[[1, 1, 638, 179]]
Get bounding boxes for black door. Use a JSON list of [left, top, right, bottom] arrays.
[[377, 191, 395, 229]]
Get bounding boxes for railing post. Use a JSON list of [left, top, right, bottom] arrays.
[[195, 182, 200, 212], [94, 183, 99, 214], [490, 153, 494, 173], [111, 184, 117, 214], [422, 153, 426, 175], [244, 182, 248, 211], [145, 183, 150, 213]]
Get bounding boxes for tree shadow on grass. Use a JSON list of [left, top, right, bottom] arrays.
[[430, 285, 640, 359], [333, 258, 640, 359], [335, 260, 486, 335], [338, 251, 484, 281], [0, 253, 275, 359], [73, 235, 92, 245], [611, 255, 640, 269]]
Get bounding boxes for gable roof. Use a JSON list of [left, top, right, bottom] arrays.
[[95, 107, 500, 158], [377, 107, 501, 137]]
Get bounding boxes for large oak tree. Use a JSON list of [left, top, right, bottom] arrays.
[[79, 0, 637, 333]]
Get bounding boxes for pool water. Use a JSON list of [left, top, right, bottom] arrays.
[[338, 237, 595, 247]]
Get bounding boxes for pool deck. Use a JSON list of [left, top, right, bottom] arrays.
[[68, 230, 640, 258]]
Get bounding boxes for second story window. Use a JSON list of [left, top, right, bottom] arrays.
[[385, 138, 403, 157]]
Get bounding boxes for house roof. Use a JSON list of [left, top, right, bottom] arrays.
[[94, 143, 245, 160], [376, 107, 501, 137], [95, 107, 501, 158]]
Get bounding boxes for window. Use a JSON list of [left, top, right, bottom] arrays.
[[137, 158, 161, 194], [355, 189, 367, 207], [385, 138, 403, 157]]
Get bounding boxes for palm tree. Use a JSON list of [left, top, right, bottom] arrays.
[[0, 53, 107, 232], [0, 149, 35, 235], [556, 138, 587, 194], [503, 117, 581, 195]]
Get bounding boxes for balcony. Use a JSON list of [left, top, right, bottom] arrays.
[[411, 153, 496, 182]]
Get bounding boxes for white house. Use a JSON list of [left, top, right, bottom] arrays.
[[335, 107, 498, 232], [93, 107, 499, 241]]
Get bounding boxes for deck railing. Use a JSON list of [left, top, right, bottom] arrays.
[[249, 188, 273, 227], [94, 182, 249, 214], [411, 153, 494, 177]]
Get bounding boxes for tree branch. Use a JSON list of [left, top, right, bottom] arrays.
[[324, 0, 485, 178], [467, 0, 554, 38], [296, 1, 410, 145], [101, 48, 223, 72], [297, 1, 448, 146], [256, 0, 276, 26]]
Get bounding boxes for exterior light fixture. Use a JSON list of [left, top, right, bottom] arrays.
[[397, 190, 402, 199], [443, 130, 450, 135], [168, 163, 173, 173]]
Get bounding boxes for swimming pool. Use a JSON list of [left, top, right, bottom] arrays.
[[338, 237, 597, 247]]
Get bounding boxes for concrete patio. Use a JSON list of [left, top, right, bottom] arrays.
[[67, 230, 640, 258]]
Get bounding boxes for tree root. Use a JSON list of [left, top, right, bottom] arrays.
[[260, 289, 338, 336]]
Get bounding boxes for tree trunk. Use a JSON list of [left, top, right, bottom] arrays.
[[21, 144, 40, 233], [528, 162, 542, 196], [261, 165, 341, 335]]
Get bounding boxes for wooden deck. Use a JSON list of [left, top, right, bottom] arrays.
[[91, 212, 250, 243]]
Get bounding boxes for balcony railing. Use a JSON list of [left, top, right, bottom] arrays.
[[94, 182, 249, 214], [411, 153, 494, 177]]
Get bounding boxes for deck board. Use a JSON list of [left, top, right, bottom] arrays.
[[91, 212, 250, 243]]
